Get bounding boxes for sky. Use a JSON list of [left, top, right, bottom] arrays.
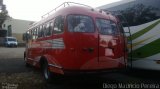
[[3, 0, 121, 21]]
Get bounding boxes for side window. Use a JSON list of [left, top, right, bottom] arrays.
[[27, 30, 32, 40], [25, 31, 30, 41], [67, 15, 94, 32], [31, 29, 34, 40], [50, 22, 53, 35], [32, 28, 37, 40], [53, 16, 64, 34], [45, 22, 52, 36], [38, 26, 43, 38], [96, 18, 118, 35], [42, 25, 46, 37], [36, 27, 39, 37]]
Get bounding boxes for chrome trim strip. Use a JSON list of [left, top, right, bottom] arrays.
[[48, 64, 62, 69]]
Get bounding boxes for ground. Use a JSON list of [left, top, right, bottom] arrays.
[[0, 47, 45, 89], [0, 47, 160, 89]]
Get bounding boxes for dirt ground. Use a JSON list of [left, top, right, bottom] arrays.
[[0, 72, 46, 89]]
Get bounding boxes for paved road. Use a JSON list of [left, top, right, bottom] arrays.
[[1, 47, 160, 89], [0, 47, 24, 59], [0, 47, 31, 73]]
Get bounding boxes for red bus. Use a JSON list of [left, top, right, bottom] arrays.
[[24, 2, 127, 82]]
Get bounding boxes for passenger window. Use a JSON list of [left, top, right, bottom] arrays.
[[31, 29, 34, 40], [53, 16, 64, 34], [67, 15, 94, 32], [45, 22, 53, 36], [36, 27, 39, 37], [28, 30, 32, 40], [96, 18, 118, 35], [38, 26, 43, 38], [42, 25, 46, 37], [45, 23, 50, 36], [32, 28, 37, 40], [50, 22, 53, 34]]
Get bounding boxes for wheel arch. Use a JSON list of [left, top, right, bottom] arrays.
[[39, 55, 64, 74]]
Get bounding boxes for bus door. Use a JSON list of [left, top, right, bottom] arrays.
[[67, 15, 98, 69], [96, 18, 125, 68]]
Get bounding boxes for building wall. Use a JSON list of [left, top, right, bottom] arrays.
[[2, 18, 34, 42]]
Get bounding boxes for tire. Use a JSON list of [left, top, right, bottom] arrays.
[[42, 61, 53, 83], [24, 54, 30, 67]]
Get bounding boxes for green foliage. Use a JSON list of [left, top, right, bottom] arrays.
[[0, 10, 8, 28]]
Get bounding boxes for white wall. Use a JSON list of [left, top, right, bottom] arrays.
[[2, 18, 34, 42]]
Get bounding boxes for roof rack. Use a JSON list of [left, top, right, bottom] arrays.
[[41, 2, 93, 19]]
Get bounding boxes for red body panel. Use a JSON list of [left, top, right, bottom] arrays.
[[25, 6, 127, 75]]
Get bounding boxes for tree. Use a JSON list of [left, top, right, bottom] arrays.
[[0, 3, 9, 37], [119, 4, 159, 26], [0, 5, 8, 28]]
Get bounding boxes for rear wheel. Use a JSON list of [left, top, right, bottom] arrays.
[[42, 60, 62, 83], [42, 61, 53, 83]]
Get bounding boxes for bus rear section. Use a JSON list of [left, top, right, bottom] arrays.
[[63, 14, 127, 72]]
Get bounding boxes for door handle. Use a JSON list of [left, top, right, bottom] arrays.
[[82, 48, 94, 52], [88, 48, 94, 52], [82, 48, 88, 51]]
